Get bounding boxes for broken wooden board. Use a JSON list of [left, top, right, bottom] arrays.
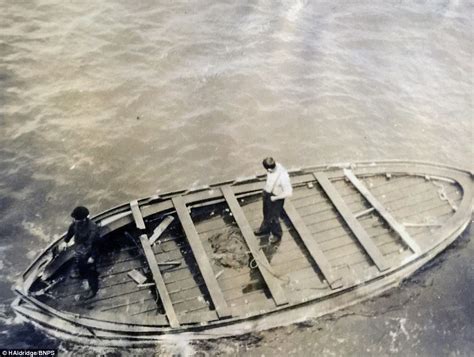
[[128, 269, 147, 285], [150, 216, 175, 245], [130, 200, 146, 230], [138, 234, 180, 328]]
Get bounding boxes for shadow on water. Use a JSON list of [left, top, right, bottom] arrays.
[[0, 307, 60, 349], [403, 222, 472, 287]]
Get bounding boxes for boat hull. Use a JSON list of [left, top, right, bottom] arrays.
[[12, 161, 473, 346]]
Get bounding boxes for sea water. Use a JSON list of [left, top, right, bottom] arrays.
[[0, 0, 472, 355]]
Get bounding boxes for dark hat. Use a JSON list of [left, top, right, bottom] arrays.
[[71, 206, 89, 220], [262, 157, 276, 170]]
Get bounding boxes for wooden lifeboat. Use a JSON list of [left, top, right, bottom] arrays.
[[12, 161, 473, 346]]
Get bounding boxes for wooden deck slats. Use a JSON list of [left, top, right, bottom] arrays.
[[130, 200, 146, 230], [142, 181, 446, 298], [138, 234, 180, 328], [283, 200, 342, 289], [344, 169, 422, 254], [221, 185, 288, 306], [171, 196, 232, 318], [313, 172, 390, 272]]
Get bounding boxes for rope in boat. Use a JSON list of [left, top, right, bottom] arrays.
[[247, 250, 333, 290], [247, 250, 289, 284], [247, 247, 290, 285], [431, 180, 458, 212]]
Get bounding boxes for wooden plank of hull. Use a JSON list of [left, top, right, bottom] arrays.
[[283, 200, 342, 289], [14, 302, 96, 338], [221, 185, 288, 306], [344, 169, 422, 254], [15, 289, 171, 333], [313, 172, 390, 272], [171, 196, 231, 318], [138, 234, 180, 328]]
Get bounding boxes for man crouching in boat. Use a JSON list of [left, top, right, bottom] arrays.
[[62, 206, 99, 300], [254, 157, 293, 243]]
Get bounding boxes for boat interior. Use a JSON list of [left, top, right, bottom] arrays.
[[26, 169, 464, 329]]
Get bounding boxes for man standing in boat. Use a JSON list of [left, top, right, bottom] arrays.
[[254, 157, 293, 243], [63, 206, 100, 300]]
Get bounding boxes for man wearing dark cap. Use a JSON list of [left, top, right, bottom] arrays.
[[254, 157, 293, 243], [64, 206, 100, 299]]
